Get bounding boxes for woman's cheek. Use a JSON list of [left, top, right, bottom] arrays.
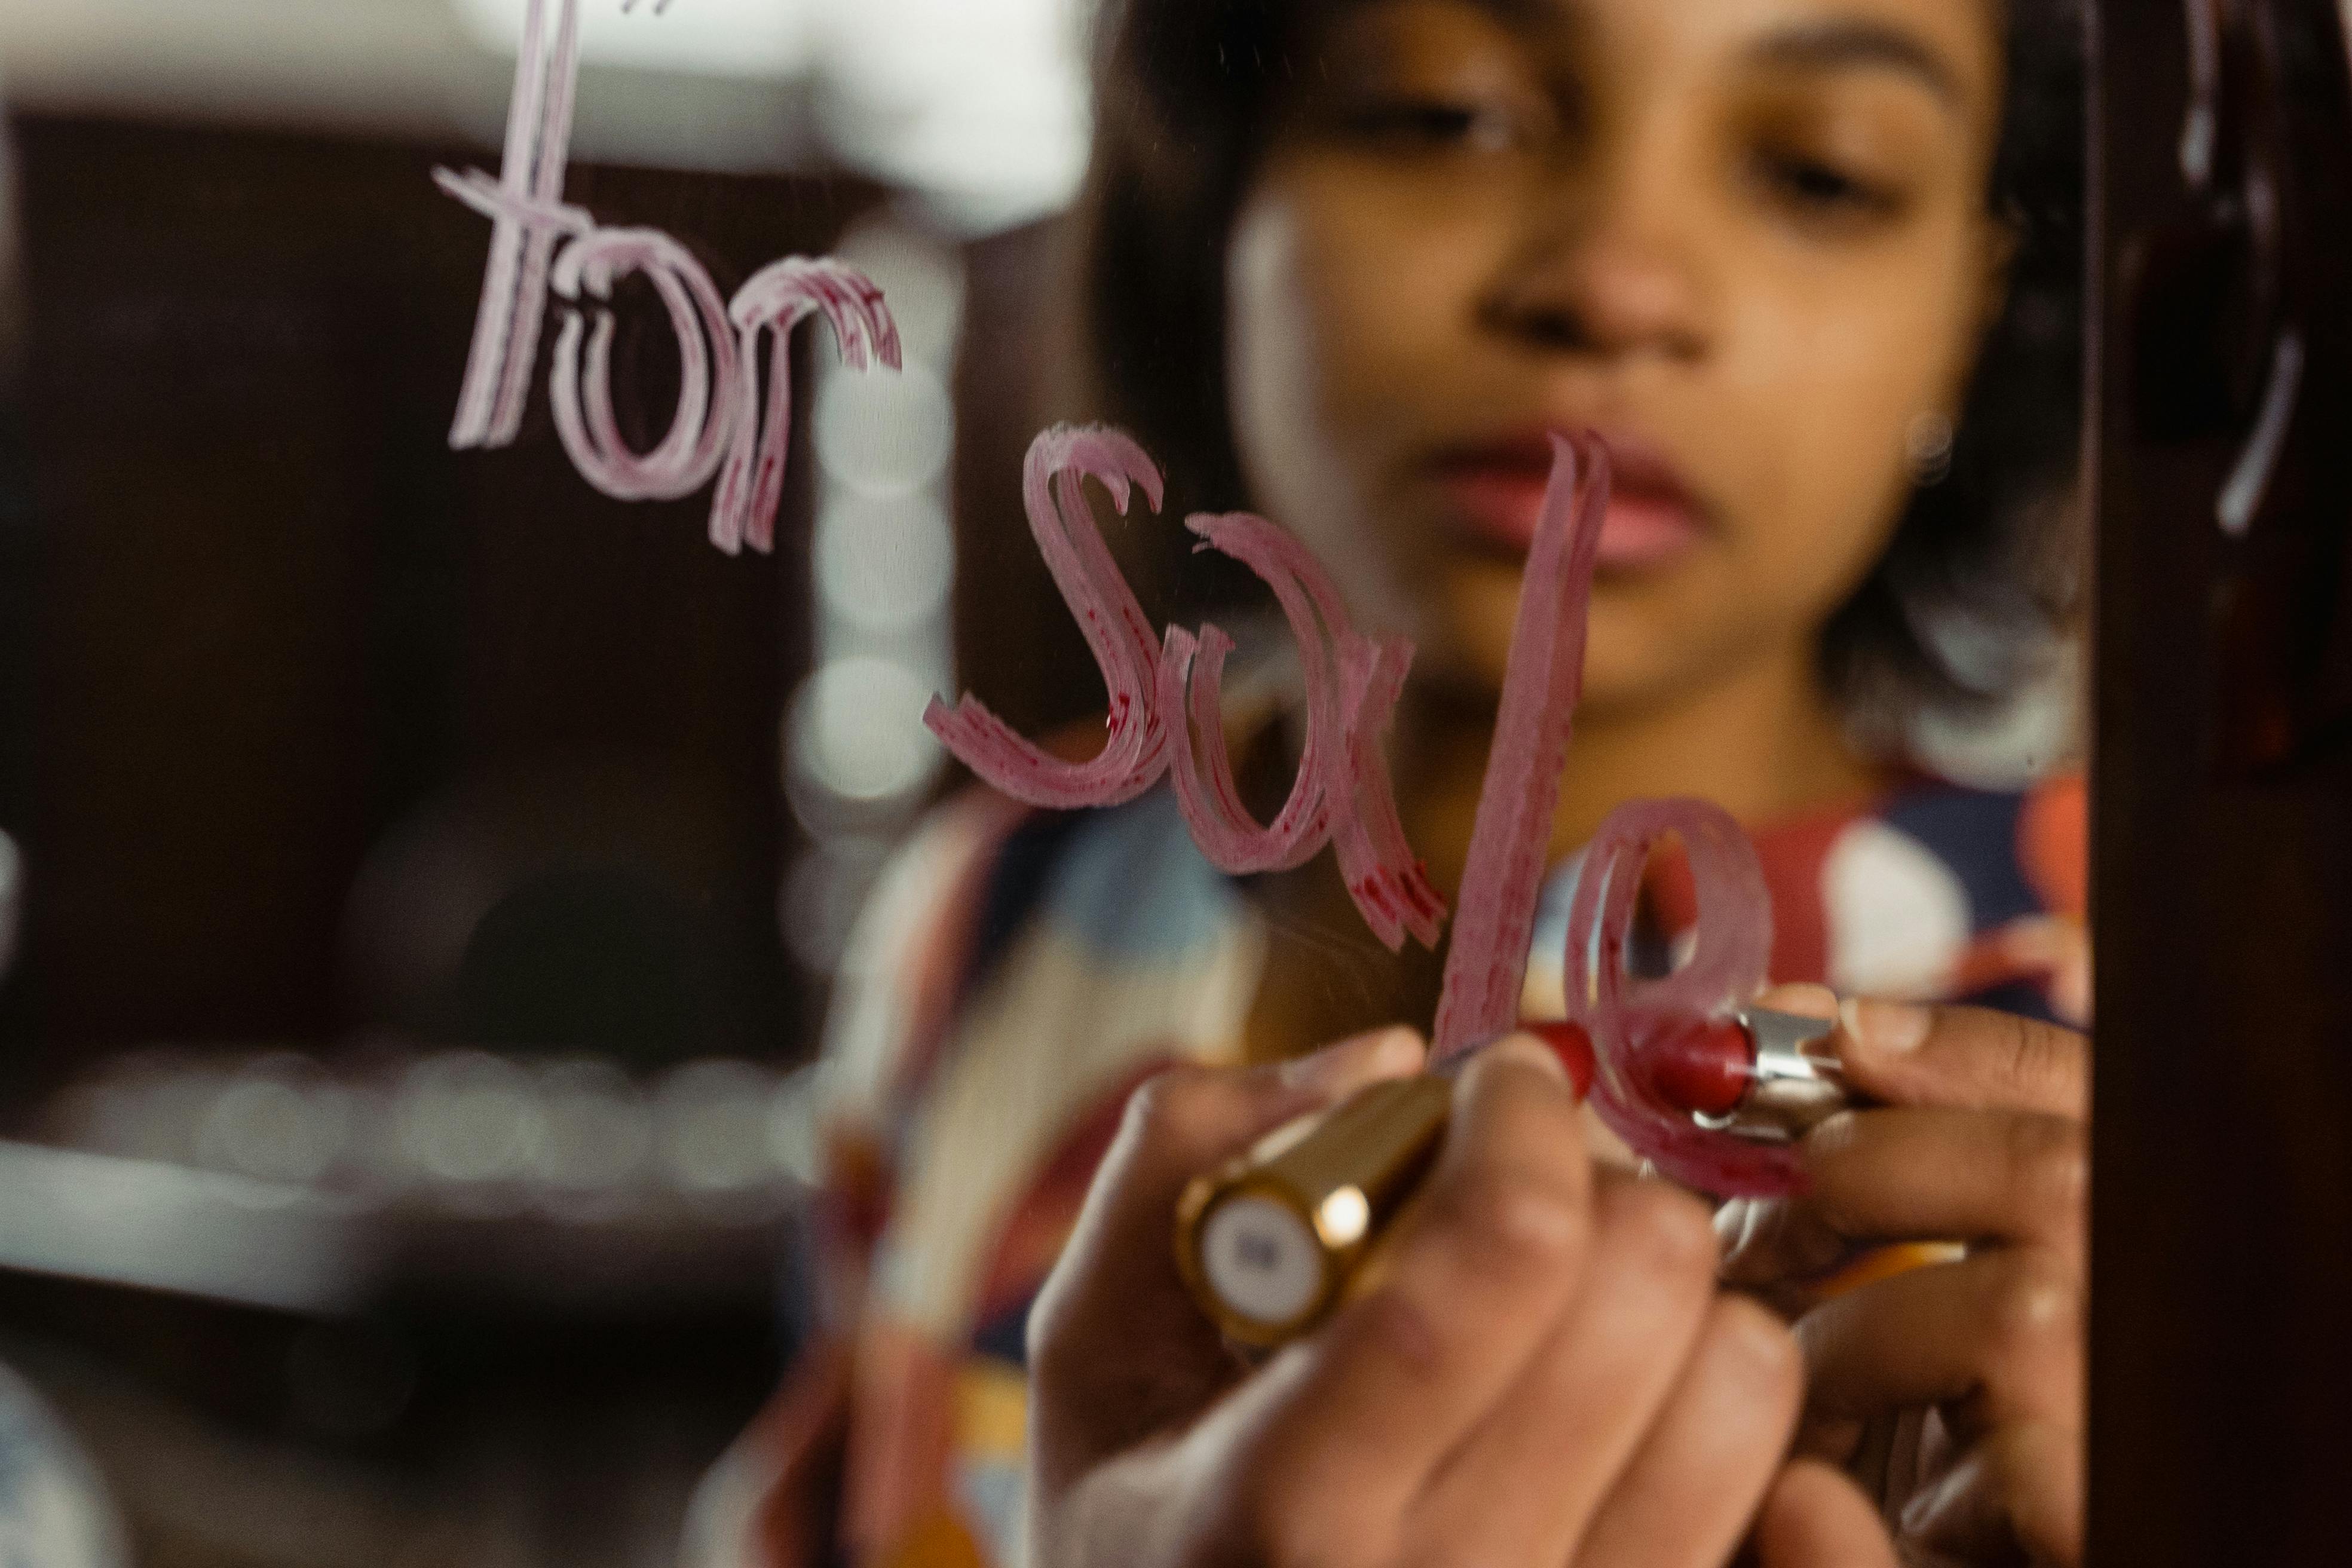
[[1307, 184, 1500, 422], [1227, 170, 1464, 629], [1731, 289, 1949, 601], [1244, 171, 1512, 610], [1230, 182, 1371, 477]]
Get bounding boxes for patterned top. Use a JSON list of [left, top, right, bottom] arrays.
[[688, 771, 2089, 1568]]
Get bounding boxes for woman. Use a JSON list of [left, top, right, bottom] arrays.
[[693, 0, 2088, 1563]]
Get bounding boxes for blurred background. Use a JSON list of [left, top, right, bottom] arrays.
[[0, 0, 1113, 1561]]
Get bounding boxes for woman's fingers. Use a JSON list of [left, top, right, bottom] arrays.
[[1027, 1029, 1426, 1492], [1835, 1000, 2088, 1120], [1217, 1036, 1597, 1552], [1722, 998, 2089, 1295], [1794, 1246, 2084, 1437], [1570, 1294, 1803, 1568], [1405, 1177, 1722, 1563], [1751, 1460, 1901, 1568], [1901, 1419, 2084, 1567], [1720, 1102, 2085, 1299], [1798, 1105, 2086, 1256]]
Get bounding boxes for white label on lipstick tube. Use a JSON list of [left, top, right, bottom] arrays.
[[1201, 1195, 1324, 1328]]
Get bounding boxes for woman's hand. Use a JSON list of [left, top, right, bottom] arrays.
[[1028, 1027, 1896, 1568], [1717, 992, 2088, 1566]]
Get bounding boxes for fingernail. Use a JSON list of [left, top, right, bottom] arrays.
[[1281, 1027, 1425, 1092], [1756, 981, 1839, 1019], [1802, 1110, 1860, 1153], [1362, 1027, 1429, 1077], [1489, 1030, 1570, 1086], [1842, 997, 1930, 1054]]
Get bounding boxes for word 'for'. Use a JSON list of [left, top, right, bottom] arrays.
[[439, 0, 898, 554]]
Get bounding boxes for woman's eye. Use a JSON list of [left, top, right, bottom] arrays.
[[1340, 97, 1521, 153], [1753, 150, 1903, 222]]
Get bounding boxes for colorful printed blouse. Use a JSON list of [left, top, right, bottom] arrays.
[[687, 771, 2088, 1568]]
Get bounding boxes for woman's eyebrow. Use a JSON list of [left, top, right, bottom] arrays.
[[1744, 20, 1963, 111]]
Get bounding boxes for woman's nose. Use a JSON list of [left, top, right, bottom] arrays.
[[1480, 176, 1711, 363]]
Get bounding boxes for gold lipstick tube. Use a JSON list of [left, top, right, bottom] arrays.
[[1174, 1072, 1454, 1349]]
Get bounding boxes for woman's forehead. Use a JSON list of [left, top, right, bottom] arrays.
[[1312, 0, 2002, 106]]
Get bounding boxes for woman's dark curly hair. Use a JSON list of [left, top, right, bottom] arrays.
[[1071, 0, 2085, 725]]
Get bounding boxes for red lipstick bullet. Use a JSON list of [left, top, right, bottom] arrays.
[[1640, 1007, 1850, 1140]]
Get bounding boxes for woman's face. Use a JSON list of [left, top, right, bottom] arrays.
[[1226, 0, 2008, 714]]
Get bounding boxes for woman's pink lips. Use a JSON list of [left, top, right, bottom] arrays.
[[1431, 436, 1709, 571]]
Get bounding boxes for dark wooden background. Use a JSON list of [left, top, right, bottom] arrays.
[[2093, 1, 2352, 1560], [0, 118, 887, 1091]]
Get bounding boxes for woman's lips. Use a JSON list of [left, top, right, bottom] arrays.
[[1431, 433, 1708, 571]]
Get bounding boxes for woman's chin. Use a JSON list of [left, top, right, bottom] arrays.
[[1433, 561, 1534, 690], [1425, 556, 1738, 718]]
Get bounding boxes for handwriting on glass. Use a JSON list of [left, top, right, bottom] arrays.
[[438, 0, 899, 554], [920, 426, 1447, 952], [1565, 798, 1790, 1195], [924, 425, 1793, 1192]]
